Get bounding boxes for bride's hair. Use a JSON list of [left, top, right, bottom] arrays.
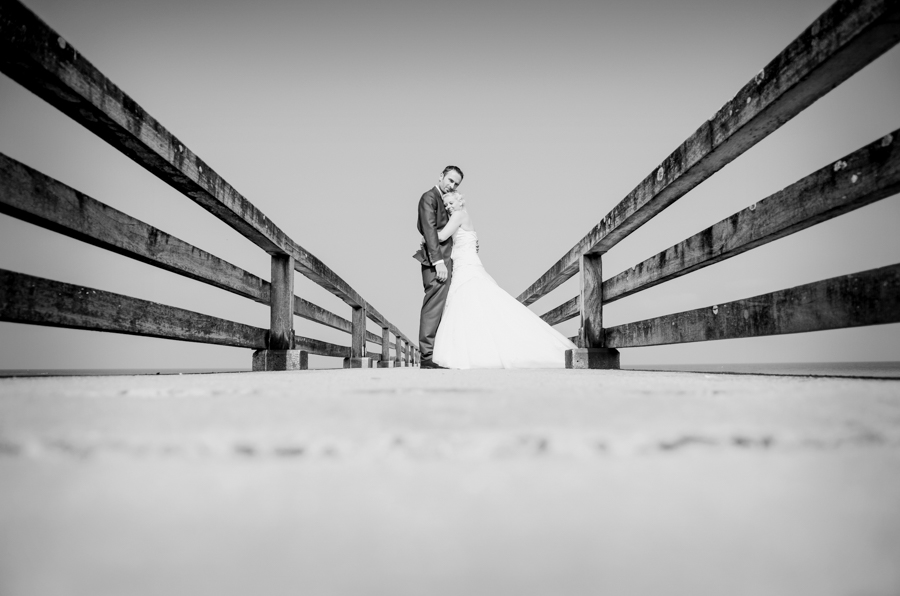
[[444, 191, 466, 213]]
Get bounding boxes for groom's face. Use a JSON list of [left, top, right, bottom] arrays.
[[438, 170, 462, 194]]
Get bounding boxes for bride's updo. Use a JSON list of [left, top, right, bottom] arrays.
[[444, 191, 466, 213]]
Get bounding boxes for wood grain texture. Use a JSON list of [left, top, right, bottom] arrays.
[[517, 0, 900, 307], [0, 269, 266, 348], [605, 264, 900, 348], [0, 153, 270, 303], [292, 335, 350, 359], [0, 0, 415, 348], [541, 129, 900, 324], [580, 254, 604, 348], [0, 153, 390, 350], [381, 328, 391, 360], [540, 297, 579, 327], [350, 306, 366, 359], [293, 296, 350, 333], [603, 130, 900, 304], [269, 255, 294, 350]]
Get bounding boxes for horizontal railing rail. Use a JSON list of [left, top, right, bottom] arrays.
[[604, 264, 900, 347], [519, 0, 900, 368], [0, 0, 417, 369]]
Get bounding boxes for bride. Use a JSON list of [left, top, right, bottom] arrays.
[[431, 192, 577, 369]]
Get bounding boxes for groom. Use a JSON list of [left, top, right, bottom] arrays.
[[414, 165, 464, 368]]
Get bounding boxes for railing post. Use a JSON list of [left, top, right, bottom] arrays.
[[344, 304, 371, 368], [566, 253, 620, 369], [253, 254, 308, 371], [377, 327, 397, 368]]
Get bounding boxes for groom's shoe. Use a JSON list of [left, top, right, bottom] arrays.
[[420, 358, 447, 369]]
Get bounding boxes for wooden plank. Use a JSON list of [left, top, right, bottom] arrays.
[[543, 127, 900, 324], [292, 335, 350, 359], [269, 255, 294, 350], [580, 254, 603, 348], [0, 153, 396, 348], [0, 5, 415, 345], [291, 297, 381, 344], [381, 328, 391, 361], [350, 306, 366, 359], [604, 130, 900, 304], [0, 152, 270, 304], [0, 269, 266, 348], [540, 297, 579, 327], [517, 0, 900, 307], [0, 0, 368, 311], [293, 296, 350, 333], [605, 263, 900, 348]]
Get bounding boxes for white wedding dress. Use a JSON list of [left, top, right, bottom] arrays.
[[432, 226, 577, 369]]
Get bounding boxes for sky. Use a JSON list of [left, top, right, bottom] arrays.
[[1, 0, 898, 370]]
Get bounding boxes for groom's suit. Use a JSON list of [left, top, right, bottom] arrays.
[[414, 185, 453, 360]]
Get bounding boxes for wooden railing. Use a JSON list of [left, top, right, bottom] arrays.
[[518, 0, 900, 368], [0, 0, 419, 371]]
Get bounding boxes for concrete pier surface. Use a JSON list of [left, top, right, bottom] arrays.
[[1, 368, 899, 596]]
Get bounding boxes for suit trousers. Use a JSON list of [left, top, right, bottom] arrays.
[[418, 259, 452, 360]]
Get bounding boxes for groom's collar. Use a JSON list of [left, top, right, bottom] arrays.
[[434, 185, 443, 197]]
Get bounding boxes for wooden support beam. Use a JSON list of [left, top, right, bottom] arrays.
[[0, 269, 266, 348], [603, 129, 900, 304], [579, 254, 604, 348], [0, 152, 270, 304], [269, 255, 294, 350], [518, 0, 900, 307], [381, 328, 391, 361], [350, 305, 367, 359], [605, 263, 900, 348]]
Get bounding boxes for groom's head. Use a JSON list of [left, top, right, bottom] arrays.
[[438, 165, 464, 194]]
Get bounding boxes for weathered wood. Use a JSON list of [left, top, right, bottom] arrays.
[[540, 297, 579, 327], [518, 0, 900, 307], [269, 255, 294, 350], [350, 306, 367, 359], [0, 269, 266, 348], [293, 296, 350, 333], [381, 328, 391, 361], [541, 128, 900, 325], [292, 297, 381, 344], [605, 263, 900, 348], [604, 130, 900, 304], [0, 153, 270, 304], [292, 335, 350, 359], [580, 254, 604, 348], [0, 0, 375, 313], [0, 152, 403, 348]]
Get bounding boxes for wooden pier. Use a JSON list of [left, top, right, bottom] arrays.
[[1, 368, 899, 595]]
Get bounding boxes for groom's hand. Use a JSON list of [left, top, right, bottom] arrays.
[[435, 262, 448, 283]]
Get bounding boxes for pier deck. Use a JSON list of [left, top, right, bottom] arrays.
[[1, 369, 899, 595]]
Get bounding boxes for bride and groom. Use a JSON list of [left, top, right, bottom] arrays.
[[414, 166, 576, 369]]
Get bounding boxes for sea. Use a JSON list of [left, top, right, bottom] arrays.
[[1, 362, 899, 379]]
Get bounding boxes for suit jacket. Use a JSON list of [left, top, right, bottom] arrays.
[[413, 186, 453, 266]]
